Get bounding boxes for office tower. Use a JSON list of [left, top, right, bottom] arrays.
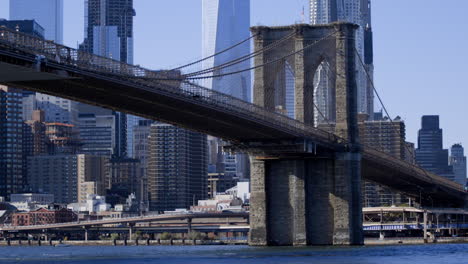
[[0, 86, 24, 199], [28, 154, 108, 204], [127, 115, 147, 158], [415, 116, 453, 178], [359, 113, 406, 207], [202, 0, 251, 179], [9, 0, 63, 43], [202, 0, 251, 101], [0, 19, 44, 38], [81, 0, 136, 158], [82, 0, 135, 63], [147, 124, 207, 212], [77, 113, 115, 157], [310, 0, 374, 122], [449, 144, 467, 185]]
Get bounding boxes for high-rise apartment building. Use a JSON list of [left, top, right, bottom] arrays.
[[359, 114, 406, 159], [28, 154, 108, 204], [9, 0, 63, 43], [147, 124, 207, 212], [310, 0, 374, 122], [358, 113, 407, 207], [415, 116, 453, 179], [0, 86, 24, 199], [81, 0, 136, 158], [449, 144, 467, 185], [27, 155, 77, 204]]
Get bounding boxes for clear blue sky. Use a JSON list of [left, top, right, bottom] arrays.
[[1, 0, 467, 150]]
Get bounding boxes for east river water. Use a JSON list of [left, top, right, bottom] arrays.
[[0, 244, 467, 264]]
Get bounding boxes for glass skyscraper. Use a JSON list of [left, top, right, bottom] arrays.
[[9, 0, 63, 44], [202, 0, 251, 180], [81, 0, 136, 158], [309, 0, 374, 122], [415, 116, 453, 178], [202, 0, 251, 102], [82, 0, 135, 64]]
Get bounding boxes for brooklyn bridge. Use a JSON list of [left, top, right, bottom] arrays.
[[0, 22, 465, 246]]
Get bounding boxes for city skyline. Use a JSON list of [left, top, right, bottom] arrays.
[[1, 0, 465, 151], [0, 0, 467, 251]]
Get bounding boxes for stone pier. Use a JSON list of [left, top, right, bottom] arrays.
[[247, 22, 363, 246]]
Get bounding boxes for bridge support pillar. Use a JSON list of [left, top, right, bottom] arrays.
[[331, 152, 363, 245], [305, 158, 334, 245], [248, 158, 268, 246], [248, 154, 363, 246], [249, 157, 308, 246]]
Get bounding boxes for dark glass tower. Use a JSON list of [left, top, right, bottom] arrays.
[[82, 0, 135, 63], [0, 86, 24, 199], [415, 116, 453, 177], [81, 0, 136, 158]]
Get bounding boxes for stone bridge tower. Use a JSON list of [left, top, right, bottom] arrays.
[[248, 22, 362, 246]]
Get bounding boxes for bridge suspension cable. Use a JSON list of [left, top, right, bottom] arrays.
[[169, 33, 259, 71], [354, 48, 436, 187], [182, 31, 297, 78], [184, 31, 339, 81]]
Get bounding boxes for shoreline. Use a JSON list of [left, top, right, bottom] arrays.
[[0, 237, 467, 247]]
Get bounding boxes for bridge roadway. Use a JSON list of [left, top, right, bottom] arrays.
[[3, 207, 467, 233], [0, 212, 249, 232], [0, 27, 465, 207]]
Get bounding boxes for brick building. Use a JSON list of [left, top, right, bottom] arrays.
[[11, 207, 76, 226]]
